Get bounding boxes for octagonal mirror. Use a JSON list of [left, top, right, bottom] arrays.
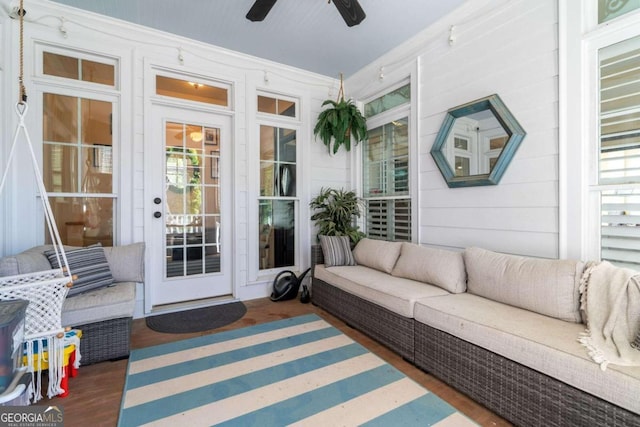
[[430, 94, 526, 188]]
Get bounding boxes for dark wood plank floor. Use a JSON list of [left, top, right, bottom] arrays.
[[40, 298, 511, 427]]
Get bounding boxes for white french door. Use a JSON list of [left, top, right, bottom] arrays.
[[146, 104, 233, 310]]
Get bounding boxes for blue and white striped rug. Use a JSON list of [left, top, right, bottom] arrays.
[[119, 314, 476, 426]]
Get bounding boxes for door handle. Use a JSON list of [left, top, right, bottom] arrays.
[[154, 211, 162, 218], [153, 197, 162, 205]]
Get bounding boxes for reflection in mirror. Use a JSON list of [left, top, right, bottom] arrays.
[[431, 94, 526, 188], [446, 109, 509, 177]]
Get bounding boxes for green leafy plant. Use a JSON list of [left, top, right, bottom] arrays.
[[310, 187, 365, 245], [314, 75, 367, 155], [314, 98, 368, 155]]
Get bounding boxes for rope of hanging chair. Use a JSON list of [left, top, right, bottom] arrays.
[[19, 0, 26, 103], [0, 2, 73, 401], [0, 0, 70, 275]]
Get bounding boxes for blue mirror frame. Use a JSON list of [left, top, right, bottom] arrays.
[[430, 94, 526, 188]]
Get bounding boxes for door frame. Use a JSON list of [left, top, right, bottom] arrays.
[[143, 70, 236, 314]]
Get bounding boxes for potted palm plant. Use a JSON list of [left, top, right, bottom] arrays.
[[314, 75, 367, 155], [309, 187, 365, 245]]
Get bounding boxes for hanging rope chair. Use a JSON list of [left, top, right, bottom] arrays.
[[0, 0, 74, 402]]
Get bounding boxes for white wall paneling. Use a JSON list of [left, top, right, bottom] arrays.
[[349, 0, 560, 258]]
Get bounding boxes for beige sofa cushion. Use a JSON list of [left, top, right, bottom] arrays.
[[62, 281, 136, 326], [352, 238, 402, 274], [392, 243, 466, 293], [414, 293, 640, 415], [315, 264, 449, 318], [464, 247, 585, 322]]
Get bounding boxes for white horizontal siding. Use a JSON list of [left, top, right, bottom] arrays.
[[418, 0, 559, 256]]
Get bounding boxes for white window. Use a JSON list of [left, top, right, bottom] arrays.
[[362, 83, 411, 241], [257, 94, 300, 270], [39, 47, 119, 247], [593, 34, 640, 270]]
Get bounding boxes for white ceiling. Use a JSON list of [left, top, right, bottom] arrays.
[[48, 0, 466, 77]]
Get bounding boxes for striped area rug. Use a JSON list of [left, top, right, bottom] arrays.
[[119, 314, 476, 426]]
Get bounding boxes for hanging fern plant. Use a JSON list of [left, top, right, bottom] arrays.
[[314, 74, 367, 155]]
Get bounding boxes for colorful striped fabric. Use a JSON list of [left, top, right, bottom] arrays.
[[119, 314, 476, 426]]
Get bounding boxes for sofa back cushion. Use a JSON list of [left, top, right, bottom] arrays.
[[392, 243, 466, 293], [352, 238, 402, 274], [0, 250, 51, 277], [464, 247, 585, 323]]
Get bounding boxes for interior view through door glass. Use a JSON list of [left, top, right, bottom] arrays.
[[165, 121, 221, 277]]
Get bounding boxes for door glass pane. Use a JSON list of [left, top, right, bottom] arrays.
[[165, 122, 221, 278]]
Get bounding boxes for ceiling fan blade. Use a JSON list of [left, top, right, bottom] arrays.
[[246, 0, 278, 22], [332, 0, 366, 27]]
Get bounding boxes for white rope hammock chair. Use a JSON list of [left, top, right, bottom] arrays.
[[0, 1, 74, 402]]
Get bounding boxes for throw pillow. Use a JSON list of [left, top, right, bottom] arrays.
[[352, 238, 402, 274], [319, 235, 356, 267], [102, 242, 145, 283], [45, 244, 114, 297]]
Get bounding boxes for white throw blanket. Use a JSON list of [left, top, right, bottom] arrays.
[[579, 261, 640, 371]]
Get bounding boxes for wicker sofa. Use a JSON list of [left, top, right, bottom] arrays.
[[311, 238, 640, 427], [0, 243, 144, 365]]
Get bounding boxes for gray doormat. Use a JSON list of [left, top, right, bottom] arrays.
[[146, 301, 247, 334]]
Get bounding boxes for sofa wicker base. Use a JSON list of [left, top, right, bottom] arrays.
[[414, 321, 640, 427], [312, 277, 414, 362], [76, 317, 132, 365]]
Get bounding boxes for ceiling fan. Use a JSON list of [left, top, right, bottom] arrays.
[[246, 0, 366, 27]]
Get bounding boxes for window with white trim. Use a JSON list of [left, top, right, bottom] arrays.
[[362, 83, 411, 241], [257, 93, 299, 270], [39, 47, 119, 247], [595, 34, 640, 270]]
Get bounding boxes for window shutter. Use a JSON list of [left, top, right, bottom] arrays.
[[598, 37, 640, 270], [366, 199, 411, 242]]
